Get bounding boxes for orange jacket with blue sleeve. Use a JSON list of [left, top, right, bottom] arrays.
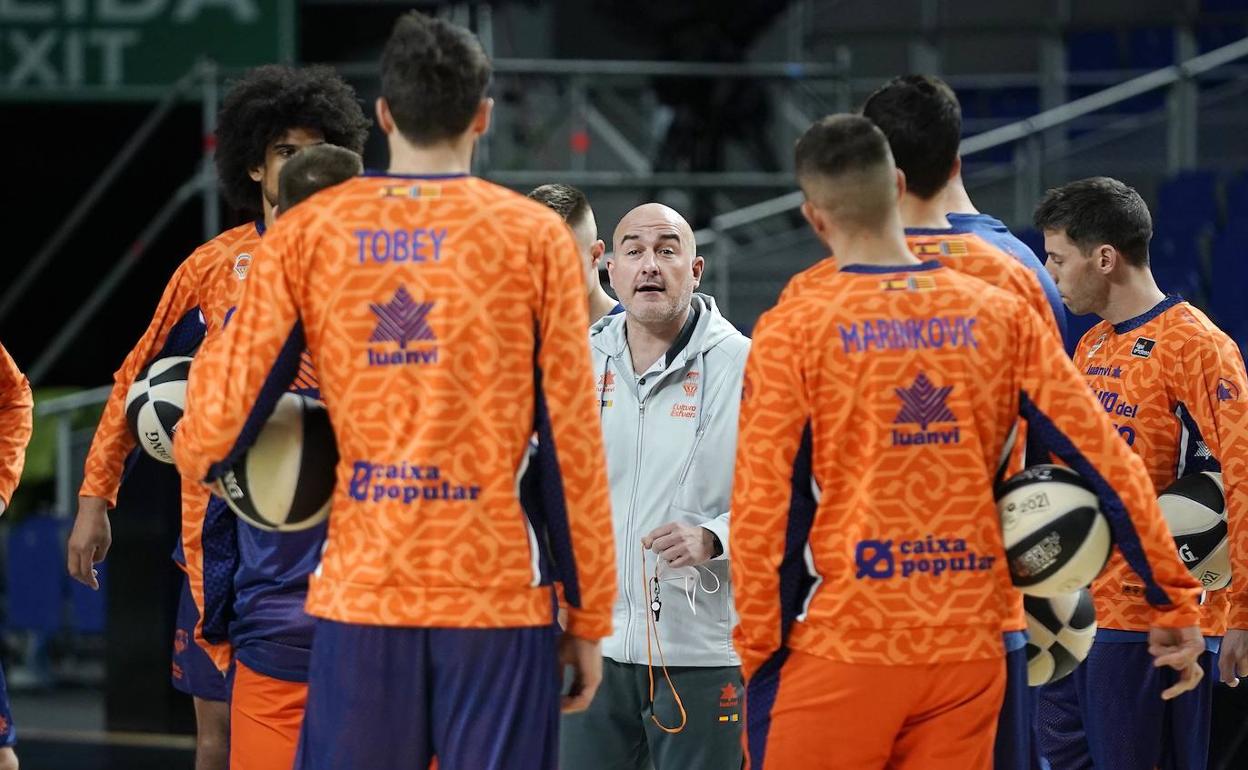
[[173, 174, 617, 639], [778, 229, 1064, 639], [1074, 298, 1248, 634], [79, 222, 261, 507], [0, 342, 33, 507], [731, 259, 1202, 678]]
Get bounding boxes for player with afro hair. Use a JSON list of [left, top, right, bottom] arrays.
[[215, 64, 371, 219]]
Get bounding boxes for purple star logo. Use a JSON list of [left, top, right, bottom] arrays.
[[369, 286, 435, 349], [894, 372, 956, 430]]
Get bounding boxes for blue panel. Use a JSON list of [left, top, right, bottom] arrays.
[[6, 515, 65, 633], [1067, 29, 1121, 71], [1158, 171, 1221, 230], [70, 560, 107, 634], [1127, 27, 1176, 69]]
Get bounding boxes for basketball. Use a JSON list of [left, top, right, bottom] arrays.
[[219, 393, 339, 532], [124, 355, 194, 464], [997, 464, 1112, 596], [1025, 588, 1097, 686], [1159, 472, 1229, 591]]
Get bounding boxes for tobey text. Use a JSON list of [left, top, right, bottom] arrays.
[[355, 228, 448, 264]]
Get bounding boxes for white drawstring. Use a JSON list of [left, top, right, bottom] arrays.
[[680, 564, 722, 616]]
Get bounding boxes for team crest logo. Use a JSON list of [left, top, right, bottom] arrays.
[[233, 253, 251, 280], [366, 286, 438, 367], [1086, 333, 1108, 359], [683, 371, 699, 396], [1131, 337, 1156, 358], [1217, 379, 1240, 402], [174, 628, 189, 655]]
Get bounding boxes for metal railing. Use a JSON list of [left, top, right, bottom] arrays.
[[701, 33, 1248, 320], [0, 61, 221, 328], [35, 386, 113, 516]]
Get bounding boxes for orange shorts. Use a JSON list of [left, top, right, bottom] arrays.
[[230, 660, 309, 770], [745, 650, 1005, 770]]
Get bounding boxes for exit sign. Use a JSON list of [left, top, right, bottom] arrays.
[[0, 0, 294, 99]]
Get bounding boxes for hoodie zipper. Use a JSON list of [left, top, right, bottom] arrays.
[[623, 387, 647, 661]]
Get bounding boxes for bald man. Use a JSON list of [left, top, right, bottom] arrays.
[[561, 203, 750, 769]]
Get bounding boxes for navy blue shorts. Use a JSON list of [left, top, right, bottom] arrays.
[[171, 574, 230, 702], [1035, 635, 1218, 770], [294, 620, 560, 770], [995, 634, 1045, 770]]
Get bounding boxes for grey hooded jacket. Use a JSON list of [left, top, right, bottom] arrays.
[[588, 293, 749, 667]]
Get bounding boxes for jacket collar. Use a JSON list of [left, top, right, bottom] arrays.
[[590, 293, 737, 365]]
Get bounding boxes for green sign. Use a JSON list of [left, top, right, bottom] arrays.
[[0, 0, 294, 99]]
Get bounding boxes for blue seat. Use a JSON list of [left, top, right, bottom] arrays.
[[1067, 29, 1121, 71], [7, 515, 67, 634], [1198, 21, 1248, 53], [1159, 171, 1221, 231], [1149, 226, 1206, 303], [1128, 27, 1175, 69], [1225, 174, 1248, 218], [1209, 230, 1248, 348], [988, 88, 1040, 119]]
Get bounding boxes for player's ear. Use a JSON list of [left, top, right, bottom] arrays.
[[801, 200, 828, 241], [606, 247, 620, 289], [949, 154, 962, 182], [691, 254, 705, 287], [590, 239, 606, 269], [1097, 244, 1117, 274], [375, 97, 396, 136], [895, 167, 908, 200], [472, 98, 494, 137]]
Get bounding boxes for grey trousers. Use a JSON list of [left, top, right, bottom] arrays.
[[560, 658, 744, 770]]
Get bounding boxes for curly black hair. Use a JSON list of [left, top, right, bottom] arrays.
[[215, 64, 371, 214], [382, 11, 491, 145]]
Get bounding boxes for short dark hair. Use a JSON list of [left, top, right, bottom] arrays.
[[381, 11, 492, 145], [795, 114, 896, 229], [795, 114, 892, 184], [1034, 177, 1153, 267], [215, 65, 370, 214], [527, 184, 591, 227], [861, 75, 962, 200], [278, 144, 363, 211]]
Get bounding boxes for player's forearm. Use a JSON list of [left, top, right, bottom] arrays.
[[0, 382, 33, 501], [79, 389, 136, 505], [1223, 468, 1248, 627]]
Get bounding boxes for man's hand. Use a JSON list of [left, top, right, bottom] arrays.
[[1148, 624, 1206, 700], [1218, 628, 1248, 686], [67, 496, 112, 590], [559, 633, 603, 713], [642, 522, 715, 569]]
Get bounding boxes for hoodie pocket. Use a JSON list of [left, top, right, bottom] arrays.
[[676, 411, 714, 487]]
